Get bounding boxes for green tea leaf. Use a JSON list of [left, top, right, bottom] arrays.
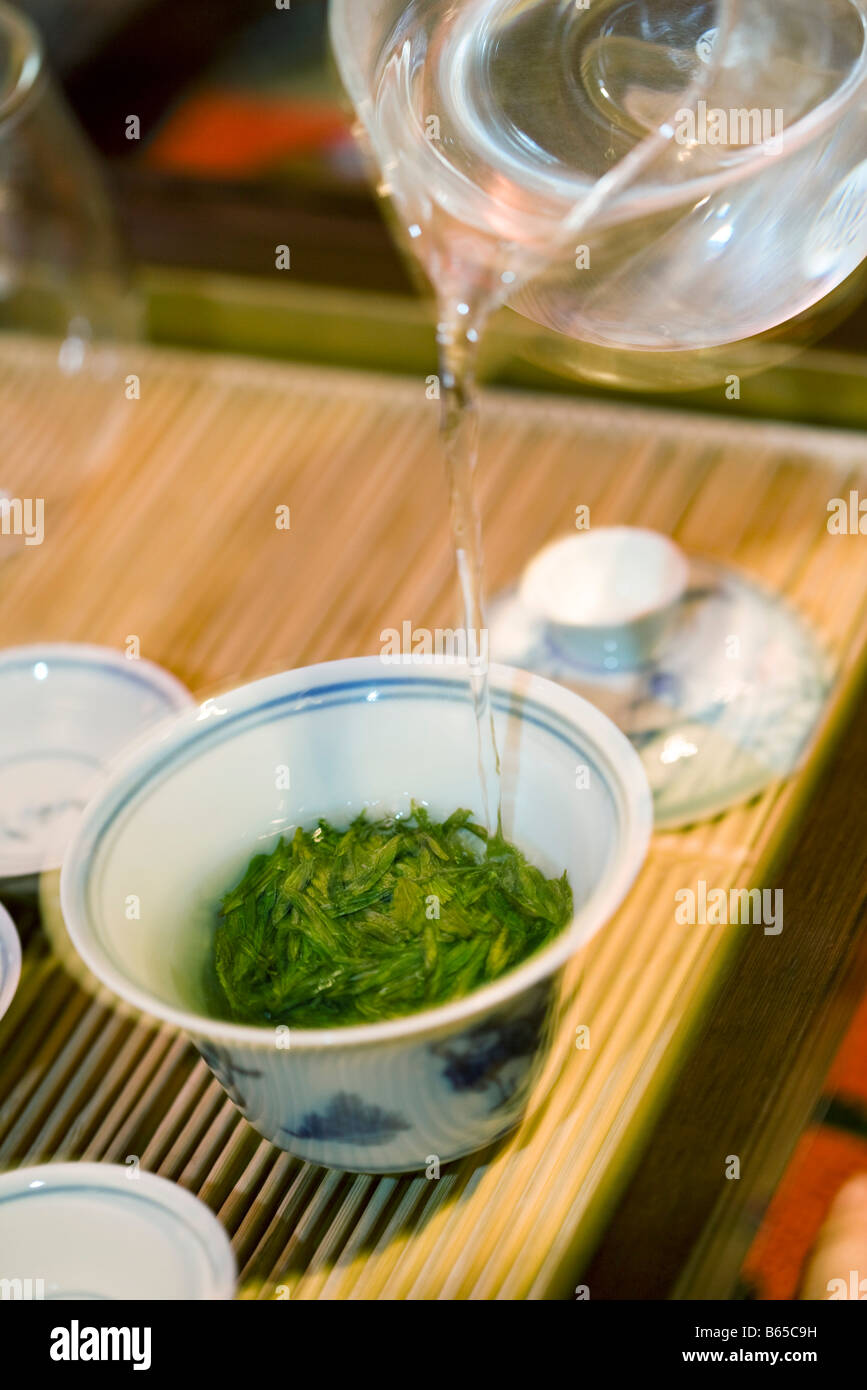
[[210, 807, 572, 1027]]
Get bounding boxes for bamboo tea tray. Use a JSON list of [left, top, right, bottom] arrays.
[[2, 339, 867, 1299]]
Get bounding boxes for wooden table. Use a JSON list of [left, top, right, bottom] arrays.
[[1, 338, 866, 1298]]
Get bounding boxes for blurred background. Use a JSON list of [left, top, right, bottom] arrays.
[[18, 0, 867, 426], [27, 0, 389, 287]]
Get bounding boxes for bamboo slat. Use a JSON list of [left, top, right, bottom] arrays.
[[1, 338, 866, 1299]]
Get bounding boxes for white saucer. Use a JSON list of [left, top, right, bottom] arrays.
[[0, 1163, 236, 1300], [490, 558, 833, 828], [0, 902, 21, 1022], [0, 644, 194, 879]]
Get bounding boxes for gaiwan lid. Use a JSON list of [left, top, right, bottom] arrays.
[[0, 1164, 236, 1300]]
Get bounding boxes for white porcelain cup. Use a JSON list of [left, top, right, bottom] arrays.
[[520, 527, 690, 672], [61, 657, 651, 1173]]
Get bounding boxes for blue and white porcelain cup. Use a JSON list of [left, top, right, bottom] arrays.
[[520, 528, 690, 673], [61, 657, 651, 1173]]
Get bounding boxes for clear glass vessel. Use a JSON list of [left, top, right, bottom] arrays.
[[0, 1, 139, 528]]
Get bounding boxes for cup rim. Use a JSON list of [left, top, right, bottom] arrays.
[[0, 1162, 237, 1299], [0, 1, 43, 126], [60, 656, 653, 1050], [0, 901, 21, 1022], [520, 526, 690, 631]]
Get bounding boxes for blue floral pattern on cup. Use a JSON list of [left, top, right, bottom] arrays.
[[430, 983, 554, 1111], [282, 1092, 411, 1146]]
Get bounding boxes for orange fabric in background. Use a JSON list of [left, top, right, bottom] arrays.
[[743, 1127, 867, 1300], [144, 92, 350, 176], [744, 989, 867, 1300]]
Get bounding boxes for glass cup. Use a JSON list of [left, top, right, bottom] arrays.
[[0, 1, 139, 548]]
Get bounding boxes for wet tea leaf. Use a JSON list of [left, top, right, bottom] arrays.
[[211, 807, 572, 1027]]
